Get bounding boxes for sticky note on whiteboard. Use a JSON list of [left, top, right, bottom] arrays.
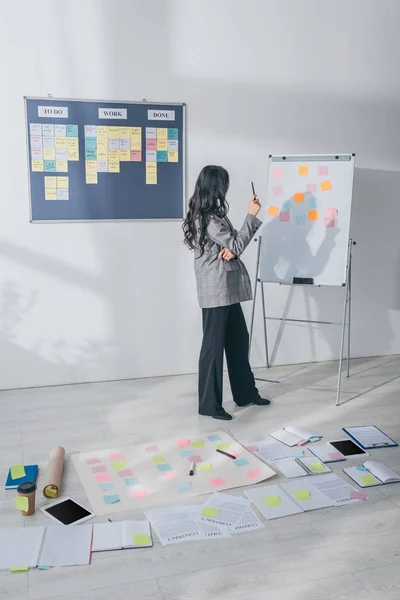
[[293, 192, 305, 203], [268, 205, 279, 217], [298, 166, 308, 176], [272, 168, 283, 178], [320, 180, 332, 192]]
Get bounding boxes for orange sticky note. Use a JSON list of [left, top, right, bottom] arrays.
[[268, 205, 279, 217], [298, 166, 308, 176], [293, 192, 305, 203], [308, 210, 319, 221], [320, 180, 332, 192]]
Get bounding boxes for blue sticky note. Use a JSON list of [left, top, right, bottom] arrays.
[[85, 148, 96, 160], [124, 477, 140, 486], [168, 128, 178, 140], [356, 465, 368, 471], [207, 435, 221, 442], [295, 214, 307, 225], [282, 199, 292, 211], [44, 160, 56, 172], [180, 450, 194, 457], [104, 494, 120, 505], [308, 196, 318, 209], [66, 124, 78, 137], [177, 481, 192, 492], [234, 459, 249, 467], [37, 565, 51, 570], [291, 449, 304, 458], [156, 463, 172, 472], [157, 151, 168, 162], [85, 137, 97, 150], [309, 436, 320, 443], [99, 482, 114, 492]]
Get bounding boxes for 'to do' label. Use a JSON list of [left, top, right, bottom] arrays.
[[38, 106, 68, 118]]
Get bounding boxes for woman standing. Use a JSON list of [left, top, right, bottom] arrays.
[[183, 165, 270, 420]]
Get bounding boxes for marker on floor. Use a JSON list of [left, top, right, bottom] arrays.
[[189, 462, 195, 476]]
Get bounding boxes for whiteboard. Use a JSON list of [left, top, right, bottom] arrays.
[[259, 154, 355, 286]]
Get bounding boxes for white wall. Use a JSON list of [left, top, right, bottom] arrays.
[[1, 0, 400, 390]]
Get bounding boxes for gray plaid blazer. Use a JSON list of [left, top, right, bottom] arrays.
[[194, 213, 262, 308]]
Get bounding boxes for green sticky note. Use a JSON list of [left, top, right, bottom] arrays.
[[198, 463, 213, 472], [217, 443, 230, 450], [191, 440, 204, 448], [10, 465, 26, 480], [112, 460, 127, 470], [264, 495, 281, 507], [15, 496, 29, 511], [201, 506, 220, 518], [133, 534, 151, 546], [9, 566, 29, 572], [151, 456, 167, 464], [295, 489, 311, 501], [360, 474, 379, 485], [310, 461, 325, 472]]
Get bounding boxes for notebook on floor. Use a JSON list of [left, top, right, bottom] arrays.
[[5, 465, 38, 490], [343, 461, 400, 488], [278, 457, 331, 478], [270, 426, 321, 447], [92, 521, 153, 552]]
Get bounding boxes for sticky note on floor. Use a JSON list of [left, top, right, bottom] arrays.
[[360, 474, 379, 485], [202, 507, 219, 518], [14, 496, 29, 511], [133, 534, 151, 546], [152, 456, 167, 464], [295, 489, 311, 501], [191, 440, 204, 448], [10, 465, 26, 480], [264, 496, 281, 507], [268, 205, 279, 217], [104, 494, 120, 504], [207, 435, 221, 442], [112, 460, 127, 470], [350, 490, 367, 501], [198, 463, 213, 472], [177, 439, 190, 448], [293, 192, 304, 203], [9, 566, 29, 572], [298, 165, 308, 176], [291, 449, 304, 458], [310, 461, 324, 472], [217, 443, 230, 450], [320, 180, 332, 192]]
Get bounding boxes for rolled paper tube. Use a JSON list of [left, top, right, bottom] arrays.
[[43, 446, 65, 498]]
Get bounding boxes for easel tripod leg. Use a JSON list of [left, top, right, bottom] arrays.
[[346, 247, 352, 378], [249, 237, 262, 355]]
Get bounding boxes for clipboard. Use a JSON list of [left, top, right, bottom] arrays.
[[343, 426, 398, 450]]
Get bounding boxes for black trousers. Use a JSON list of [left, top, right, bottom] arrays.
[[198, 304, 259, 415]]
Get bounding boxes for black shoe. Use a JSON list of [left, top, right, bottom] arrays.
[[240, 396, 271, 407], [199, 408, 233, 420]]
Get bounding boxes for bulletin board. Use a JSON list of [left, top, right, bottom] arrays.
[[24, 97, 185, 222], [260, 154, 355, 286]]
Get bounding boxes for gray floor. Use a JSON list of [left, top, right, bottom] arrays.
[[1, 355, 400, 600]]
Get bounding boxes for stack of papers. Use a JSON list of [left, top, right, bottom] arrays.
[[247, 439, 298, 464], [270, 426, 321, 447]]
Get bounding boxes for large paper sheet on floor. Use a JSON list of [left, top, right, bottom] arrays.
[[72, 431, 276, 515]]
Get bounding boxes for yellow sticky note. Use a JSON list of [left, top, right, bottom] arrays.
[[45, 189, 57, 200], [294, 489, 311, 501], [97, 148, 108, 160], [55, 137, 67, 149], [268, 205, 279, 217], [133, 533, 151, 546], [57, 177, 68, 188], [43, 148, 56, 160], [217, 443, 230, 450], [191, 440, 204, 448], [86, 173, 98, 184], [44, 176, 57, 189], [15, 496, 29, 511], [56, 160, 68, 173], [308, 210, 319, 221], [360, 474, 379, 485], [67, 149, 79, 161], [9, 566, 29, 572], [131, 128, 142, 150], [168, 151, 178, 163], [310, 461, 324, 472], [112, 460, 127, 470], [199, 463, 213, 472], [96, 126, 108, 137], [120, 127, 131, 138], [264, 495, 281, 507], [86, 160, 97, 173], [119, 150, 130, 161], [146, 162, 157, 184], [108, 150, 119, 162], [298, 165, 308, 176], [32, 160, 44, 172], [67, 137, 78, 150], [157, 128, 168, 140], [320, 180, 332, 192], [10, 465, 26, 480], [108, 126, 120, 138], [109, 161, 120, 173], [293, 192, 305, 203], [157, 139, 168, 151], [201, 507, 219, 518], [97, 136, 108, 148], [152, 456, 167, 464]]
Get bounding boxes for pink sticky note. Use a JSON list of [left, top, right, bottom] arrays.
[[247, 470, 262, 479], [96, 473, 111, 483], [328, 452, 343, 461], [146, 446, 159, 453], [350, 490, 367, 501], [297, 439, 307, 446], [211, 477, 226, 486], [188, 455, 203, 463], [327, 208, 338, 218], [85, 457, 101, 465], [109, 453, 124, 461], [162, 471, 179, 481], [279, 211, 290, 222], [229, 450, 238, 457], [318, 166, 329, 176], [272, 168, 283, 178], [245, 445, 258, 452], [177, 439, 190, 448], [131, 489, 147, 499], [146, 139, 157, 150], [273, 185, 283, 196], [92, 465, 107, 474], [324, 217, 335, 228], [131, 150, 141, 162], [307, 183, 317, 193], [118, 469, 133, 478]]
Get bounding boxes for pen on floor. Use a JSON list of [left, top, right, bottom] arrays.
[[108, 518, 112, 522], [189, 462, 195, 476], [216, 448, 236, 460]]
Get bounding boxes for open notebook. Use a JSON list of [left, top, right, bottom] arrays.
[[270, 426, 321, 447], [343, 461, 400, 488], [92, 521, 152, 552]]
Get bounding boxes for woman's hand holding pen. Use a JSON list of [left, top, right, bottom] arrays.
[[218, 248, 235, 261], [248, 194, 261, 216]]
